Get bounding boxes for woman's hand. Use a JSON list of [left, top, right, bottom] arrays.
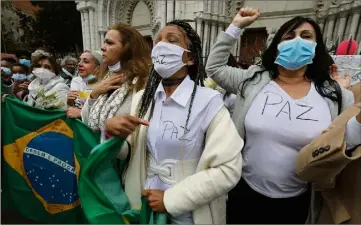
[[105, 115, 149, 138], [329, 64, 351, 90], [90, 74, 124, 99], [232, 7, 260, 29], [18, 81, 29, 90], [67, 90, 79, 106], [141, 190, 167, 213], [66, 107, 81, 118]]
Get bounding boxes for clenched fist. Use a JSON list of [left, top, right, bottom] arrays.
[[232, 7, 260, 29]]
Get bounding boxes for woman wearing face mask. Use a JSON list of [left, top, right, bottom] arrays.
[[206, 8, 361, 224], [81, 23, 151, 142], [10, 63, 30, 100], [24, 50, 69, 110], [105, 20, 243, 224], [67, 50, 104, 118]]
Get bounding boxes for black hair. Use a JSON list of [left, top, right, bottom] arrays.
[[240, 16, 340, 104], [11, 63, 29, 74], [15, 50, 31, 59], [137, 19, 205, 136]]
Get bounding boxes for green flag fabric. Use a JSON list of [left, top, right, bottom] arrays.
[[2, 96, 168, 224], [1, 96, 100, 223], [78, 136, 168, 224]]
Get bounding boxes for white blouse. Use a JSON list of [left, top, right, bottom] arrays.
[[145, 76, 224, 191]]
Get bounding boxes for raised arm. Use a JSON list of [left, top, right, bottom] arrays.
[[206, 7, 261, 94]]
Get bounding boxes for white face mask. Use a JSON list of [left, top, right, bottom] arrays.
[[151, 42, 190, 79], [32, 68, 56, 83], [108, 61, 121, 72]]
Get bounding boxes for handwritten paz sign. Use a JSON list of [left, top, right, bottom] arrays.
[[331, 55, 361, 85]]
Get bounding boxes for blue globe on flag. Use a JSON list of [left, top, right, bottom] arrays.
[[23, 132, 79, 205]]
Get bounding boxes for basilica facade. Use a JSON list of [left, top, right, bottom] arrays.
[[76, 0, 361, 64]]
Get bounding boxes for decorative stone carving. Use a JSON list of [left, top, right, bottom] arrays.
[[226, 0, 232, 17], [125, 0, 154, 25], [102, 0, 109, 27]]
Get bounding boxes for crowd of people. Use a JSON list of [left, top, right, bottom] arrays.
[[1, 7, 361, 224]]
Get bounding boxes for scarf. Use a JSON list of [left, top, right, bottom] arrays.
[[88, 74, 129, 131]]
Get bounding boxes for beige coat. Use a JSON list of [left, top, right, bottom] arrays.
[[296, 102, 361, 224], [124, 90, 244, 224]]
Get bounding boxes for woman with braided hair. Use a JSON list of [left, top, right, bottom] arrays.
[[105, 20, 243, 224]]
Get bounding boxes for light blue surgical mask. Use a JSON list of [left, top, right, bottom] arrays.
[[1, 67, 12, 75], [12, 73, 27, 81], [275, 36, 317, 70], [19, 59, 31, 67], [83, 74, 96, 83]]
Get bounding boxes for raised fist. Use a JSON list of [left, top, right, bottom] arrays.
[[232, 7, 260, 29]]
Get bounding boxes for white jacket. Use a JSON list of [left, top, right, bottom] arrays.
[[124, 90, 244, 224], [24, 76, 69, 110]]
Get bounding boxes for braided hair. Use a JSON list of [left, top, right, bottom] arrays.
[[137, 20, 205, 130]]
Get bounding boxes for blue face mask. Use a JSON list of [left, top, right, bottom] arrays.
[[83, 74, 96, 83], [1, 67, 12, 75], [19, 59, 31, 67], [275, 36, 317, 70], [12, 73, 27, 81]]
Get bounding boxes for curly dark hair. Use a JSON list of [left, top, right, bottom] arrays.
[[240, 16, 340, 104]]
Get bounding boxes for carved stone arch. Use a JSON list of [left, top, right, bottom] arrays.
[[108, 0, 117, 26], [114, 0, 126, 23], [102, 0, 109, 28], [125, 0, 154, 25], [226, 0, 233, 17]]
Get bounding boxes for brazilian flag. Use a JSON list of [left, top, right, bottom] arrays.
[[78, 132, 168, 224], [2, 96, 167, 224], [1, 96, 100, 223]]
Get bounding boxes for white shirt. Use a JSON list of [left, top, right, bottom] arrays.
[[243, 81, 332, 198], [224, 93, 237, 116], [145, 76, 224, 191]]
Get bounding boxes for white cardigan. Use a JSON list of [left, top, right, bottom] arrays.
[[124, 90, 244, 224]]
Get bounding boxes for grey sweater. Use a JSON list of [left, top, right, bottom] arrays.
[[205, 31, 355, 224], [206, 31, 355, 140]]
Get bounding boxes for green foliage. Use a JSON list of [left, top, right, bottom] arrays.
[[31, 1, 83, 55]]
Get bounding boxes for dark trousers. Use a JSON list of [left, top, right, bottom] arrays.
[[227, 178, 310, 224]]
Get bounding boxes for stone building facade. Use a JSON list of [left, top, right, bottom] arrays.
[[76, 0, 361, 64]]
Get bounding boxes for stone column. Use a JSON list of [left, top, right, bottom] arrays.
[[161, 0, 166, 27], [210, 21, 217, 46], [348, 9, 361, 39], [318, 18, 326, 33], [100, 31, 105, 48], [202, 21, 209, 63], [218, 22, 223, 34], [89, 8, 95, 51], [336, 11, 348, 43], [326, 15, 336, 46], [175, 0, 181, 19], [84, 9, 90, 51], [80, 11, 86, 51], [166, 0, 174, 22], [196, 18, 203, 38]]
